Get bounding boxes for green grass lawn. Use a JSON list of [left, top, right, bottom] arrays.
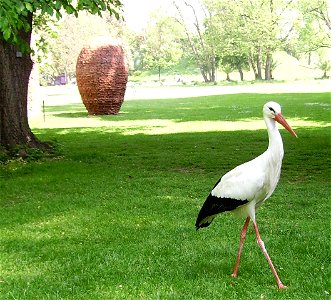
[[0, 92, 330, 299]]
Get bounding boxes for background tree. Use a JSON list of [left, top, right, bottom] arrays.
[[143, 9, 183, 81], [45, 13, 110, 83], [41, 12, 131, 84], [205, 0, 297, 80], [220, 55, 249, 81], [0, 0, 122, 151], [174, 0, 217, 83], [286, 0, 330, 64], [317, 59, 331, 78]]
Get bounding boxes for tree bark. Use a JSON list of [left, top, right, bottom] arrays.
[[0, 13, 47, 150], [308, 52, 311, 65], [265, 53, 272, 80], [249, 57, 259, 80], [210, 53, 216, 82], [200, 67, 209, 82], [256, 47, 263, 80], [237, 66, 244, 81]]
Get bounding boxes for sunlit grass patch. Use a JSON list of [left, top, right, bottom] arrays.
[[32, 116, 330, 136], [119, 118, 330, 135]]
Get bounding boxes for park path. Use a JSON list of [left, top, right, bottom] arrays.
[[124, 80, 331, 100]]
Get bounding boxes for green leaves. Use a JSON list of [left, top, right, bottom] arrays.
[[0, 0, 31, 47], [55, 0, 62, 10], [75, 0, 122, 17], [0, 0, 123, 51], [2, 28, 11, 40], [143, 12, 184, 78], [25, 2, 34, 12]]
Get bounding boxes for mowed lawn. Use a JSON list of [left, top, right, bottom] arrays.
[[0, 91, 330, 299]]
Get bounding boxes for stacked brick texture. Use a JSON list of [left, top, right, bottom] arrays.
[[76, 41, 128, 115]]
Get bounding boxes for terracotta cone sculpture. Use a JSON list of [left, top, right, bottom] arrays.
[[76, 39, 128, 115]]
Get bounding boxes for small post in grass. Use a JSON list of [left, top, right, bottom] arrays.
[[43, 100, 45, 123]]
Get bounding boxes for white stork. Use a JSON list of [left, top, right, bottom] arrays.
[[195, 101, 297, 289]]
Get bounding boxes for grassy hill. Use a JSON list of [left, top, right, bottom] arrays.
[[129, 51, 329, 84]]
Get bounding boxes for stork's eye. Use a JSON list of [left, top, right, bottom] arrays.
[[268, 107, 276, 113]]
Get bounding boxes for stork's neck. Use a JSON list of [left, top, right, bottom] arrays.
[[264, 116, 284, 160]]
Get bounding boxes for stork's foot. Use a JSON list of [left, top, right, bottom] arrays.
[[231, 272, 238, 278], [277, 282, 287, 289]]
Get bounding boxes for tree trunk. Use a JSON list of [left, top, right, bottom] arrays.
[[0, 14, 47, 150], [210, 54, 216, 82], [211, 64, 216, 82], [249, 58, 259, 80], [265, 53, 272, 80], [199, 66, 209, 83], [238, 67, 244, 81], [203, 59, 216, 83], [308, 52, 311, 65], [256, 48, 263, 80]]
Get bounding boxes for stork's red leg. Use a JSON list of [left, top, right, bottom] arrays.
[[252, 221, 287, 289], [231, 216, 250, 278]]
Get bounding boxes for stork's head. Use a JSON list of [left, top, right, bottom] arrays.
[[263, 101, 297, 138]]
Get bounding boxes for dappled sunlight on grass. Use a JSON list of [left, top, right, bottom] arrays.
[[31, 115, 330, 136], [119, 118, 330, 135], [30, 91, 330, 137]]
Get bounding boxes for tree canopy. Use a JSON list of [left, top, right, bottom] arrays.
[[202, 0, 331, 80], [26, 0, 330, 83], [0, 0, 122, 51], [143, 9, 184, 81]]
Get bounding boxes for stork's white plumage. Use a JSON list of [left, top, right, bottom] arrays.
[[195, 101, 297, 289]]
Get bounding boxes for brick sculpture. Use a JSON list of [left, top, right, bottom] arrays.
[[76, 39, 128, 115]]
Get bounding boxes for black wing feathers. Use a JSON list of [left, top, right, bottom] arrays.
[[195, 193, 248, 230]]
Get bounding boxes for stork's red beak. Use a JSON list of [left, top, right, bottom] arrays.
[[274, 113, 298, 138]]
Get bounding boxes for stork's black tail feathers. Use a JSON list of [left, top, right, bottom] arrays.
[[195, 193, 248, 230]]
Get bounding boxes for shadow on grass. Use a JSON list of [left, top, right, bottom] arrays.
[[55, 112, 89, 118], [46, 93, 331, 125]]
